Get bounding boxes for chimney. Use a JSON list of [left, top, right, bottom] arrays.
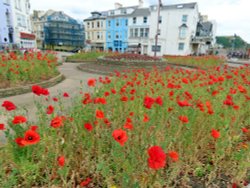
[[115, 2, 123, 9], [139, 0, 143, 8]]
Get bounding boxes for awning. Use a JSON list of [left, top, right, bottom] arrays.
[[20, 32, 36, 40]]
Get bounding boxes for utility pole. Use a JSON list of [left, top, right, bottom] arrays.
[[154, 0, 163, 57]]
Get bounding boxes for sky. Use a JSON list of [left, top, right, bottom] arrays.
[[30, 0, 250, 43]]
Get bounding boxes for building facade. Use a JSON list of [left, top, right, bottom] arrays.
[[32, 11, 84, 51], [148, 3, 200, 56], [9, 0, 36, 49], [127, 8, 150, 54], [105, 4, 138, 52], [0, 0, 14, 50], [84, 11, 106, 51]]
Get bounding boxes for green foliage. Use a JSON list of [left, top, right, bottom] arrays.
[[216, 36, 249, 49], [67, 51, 112, 61]]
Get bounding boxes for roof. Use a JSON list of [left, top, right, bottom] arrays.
[[129, 8, 150, 17], [202, 22, 213, 32], [150, 2, 197, 10], [106, 5, 138, 18], [84, 11, 107, 21]]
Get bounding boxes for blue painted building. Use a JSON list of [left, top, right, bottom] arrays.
[[0, 0, 14, 50], [106, 5, 137, 53], [43, 11, 84, 51]]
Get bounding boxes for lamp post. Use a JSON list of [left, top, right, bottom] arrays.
[[154, 0, 163, 57]]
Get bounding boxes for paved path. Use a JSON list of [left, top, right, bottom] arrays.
[[0, 62, 100, 145]]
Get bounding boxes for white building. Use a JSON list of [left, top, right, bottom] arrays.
[[148, 2, 199, 56], [127, 8, 150, 54], [10, 0, 36, 48]]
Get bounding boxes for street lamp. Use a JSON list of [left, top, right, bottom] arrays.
[[154, 0, 163, 57]]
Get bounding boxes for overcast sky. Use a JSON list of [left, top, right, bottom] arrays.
[[30, 0, 250, 43]]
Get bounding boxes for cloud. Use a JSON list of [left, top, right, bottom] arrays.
[[30, 0, 250, 42]]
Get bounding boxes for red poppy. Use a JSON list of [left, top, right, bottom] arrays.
[[95, 109, 104, 119], [179, 116, 189, 123], [32, 85, 43, 96], [211, 129, 220, 139], [168, 151, 179, 162], [63, 92, 69, 97], [80, 177, 92, 187], [57, 156, 65, 167], [53, 97, 58, 102], [143, 114, 149, 122], [0, 123, 5, 130], [15, 137, 26, 147], [84, 123, 93, 132], [123, 122, 133, 130], [1, 100, 16, 111], [87, 78, 96, 87], [242, 127, 248, 133], [155, 96, 163, 106], [177, 100, 192, 107], [12, 115, 27, 124], [144, 96, 155, 109], [50, 116, 64, 128], [22, 129, 40, 145], [30, 125, 38, 131], [112, 129, 128, 146], [148, 146, 166, 170], [46, 105, 54, 115]]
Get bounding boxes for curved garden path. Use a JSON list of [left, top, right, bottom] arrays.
[[0, 62, 101, 145]]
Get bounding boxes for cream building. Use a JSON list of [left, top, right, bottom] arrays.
[[84, 11, 106, 51]]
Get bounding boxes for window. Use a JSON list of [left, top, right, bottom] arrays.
[[182, 15, 188, 22], [152, 45, 161, 52], [145, 28, 149, 37], [108, 20, 111, 27], [178, 43, 185, 50], [116, 19, 119, 26], [134, 28, 138, 37], [92, 22, 94, 28], [115, 32, 119, 39], [87, 22, 90, 28], [143, 17, 147, 23], [130, 29, 133, 38], [97, 21, 100, 28], [108, 32, 111, 39], [125, 19, 128, 26], [140, 28, 144, 37], [133, 17, 137, 24], [97, 32, 100, 39], [122, 9, 127, 14], [179, 26, 187, 39], [111, 10, 114, 15], [101, 21, 103, 27], [159, 16, 162, 24]]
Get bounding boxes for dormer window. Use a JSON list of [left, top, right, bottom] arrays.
[[177, 5, 183, 9], [110, 11, 114, 15]]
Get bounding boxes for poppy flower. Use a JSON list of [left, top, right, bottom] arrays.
[[143, 114, 149, 122], [12, 115, 27, 124], [179, 116, 189, 123], [95, 109, 104, 119], [242, 127, 248, 133], [168, 151, 179, 162], [1, 101, 16, 111], [112, 129, 128, 146], [84, 123, 93, 132], [148, 146, 166, 170], [32, 85, 43, 96], [50, 116, 64, 128], [22, 129, 40, 145], [144, 96, 155, 109], [80, 177, 92, 187], [63, 92, 69, 97], [211, 129, 220, 139], [46, 105, 54, 115], [15, 137, 26, 147], [57, 156, 65, 167], [0, 123, 5, 130], [53, 97, 58, 102], [123, 122, 133, 130], [155, 96, 163, 106], [177, 100, 192, 107], [87, 78, 96, 87]]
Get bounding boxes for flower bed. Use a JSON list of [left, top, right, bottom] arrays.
[[104, 53, 161, 62], [0, 65, 249, 187], [0, 52, 59, 89], [164, 55, 225, 68], [66, 52, 117, 62]]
